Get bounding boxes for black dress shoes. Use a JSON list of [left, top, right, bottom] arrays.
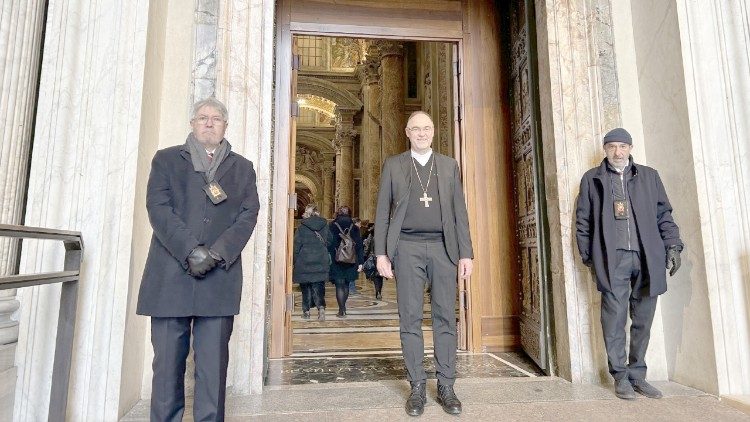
[[436, 383, 462, 415], [405, 380, 427, 416]]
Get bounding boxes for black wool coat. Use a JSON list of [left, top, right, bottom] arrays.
[[575, 158, 683, 297], [328, 216, 364, 282], [293, 215, 333, 284], [136, 144, 260, 317]]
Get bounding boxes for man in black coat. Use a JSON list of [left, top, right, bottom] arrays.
[[576, 127, 683, 401], [137, 97, 260, 421]]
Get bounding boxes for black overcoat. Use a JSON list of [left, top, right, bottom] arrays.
[[328, 216, 364, 282], [293, 216, 333, 284], [136, 144, 260, 317], [575, 158, 683, 297]]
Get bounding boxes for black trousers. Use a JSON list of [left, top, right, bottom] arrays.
[[600, 250, 658, 381], [393, 239, 458, 386], [150, 316, 234, 422], [300, 281, 326, 311]]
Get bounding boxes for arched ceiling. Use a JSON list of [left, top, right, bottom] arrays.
[[297, 130, 334, 153], [298, 75, 362, 111], [295, 173, 320, 198]]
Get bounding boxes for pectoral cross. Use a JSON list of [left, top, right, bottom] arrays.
[[419, 192, 433, 208]]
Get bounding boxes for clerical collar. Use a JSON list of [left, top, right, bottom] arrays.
[[411, 149, 433, 166]]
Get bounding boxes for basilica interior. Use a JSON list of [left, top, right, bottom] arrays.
[[288, 36, 459, 356], [292, 36, 456, 221]]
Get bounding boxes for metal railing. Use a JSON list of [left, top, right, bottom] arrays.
[[0, 224, 83, 422]]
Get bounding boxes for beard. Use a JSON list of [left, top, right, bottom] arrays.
[[607, 157, 628, 171]]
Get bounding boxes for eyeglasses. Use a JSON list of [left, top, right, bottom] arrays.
[[407, 126, 434, 133], [194, 115, 226, 125]]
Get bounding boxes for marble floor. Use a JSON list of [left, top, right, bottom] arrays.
[[269, 277, 544, 387], [121, 277, 750, 421], [121, 377, 750, 421], [291, 275, 437, 353], [265, 351, 544, 385]]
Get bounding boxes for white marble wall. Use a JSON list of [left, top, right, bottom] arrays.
[[214, 0, 276, 395], [628, 0, 719, 395], [535, 0, 626, 384], [14, 0, 150, 420], [675, 0, 750, 396]]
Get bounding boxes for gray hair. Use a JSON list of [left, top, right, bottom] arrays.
[[191, 97, 228, 122], [302, 204, 320, 219]]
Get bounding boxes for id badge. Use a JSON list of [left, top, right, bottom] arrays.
[[203, 181, 228, 204], [613, 199, 629, 220]]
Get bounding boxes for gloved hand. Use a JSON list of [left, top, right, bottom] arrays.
[[187, 245, 217, 278], [666, 247, 681, 276]]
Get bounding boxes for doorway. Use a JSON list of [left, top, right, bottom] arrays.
[[267, 0, 552, 383], [289, 35, 462, 357]]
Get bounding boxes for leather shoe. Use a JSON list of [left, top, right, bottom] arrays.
[[631, 379, 663, 399], [302, 310, 310, 319], [436, 383, 462, 415], [405, 380, 426, 417], [615, 378, 637, 400]]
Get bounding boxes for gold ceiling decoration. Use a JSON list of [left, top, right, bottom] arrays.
[[297, 94, 337, 118]]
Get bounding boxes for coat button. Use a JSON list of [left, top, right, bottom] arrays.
[[203, 217, 210, 223]]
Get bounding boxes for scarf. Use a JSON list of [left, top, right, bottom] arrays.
[[186, 133, 231, 183]]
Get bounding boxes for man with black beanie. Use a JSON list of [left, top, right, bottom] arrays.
[[575, 127, 683, 400]]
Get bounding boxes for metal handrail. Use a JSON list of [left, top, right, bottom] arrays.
[[0, 224, 83, 422]]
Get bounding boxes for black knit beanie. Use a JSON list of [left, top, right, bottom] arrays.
[[603, 128, 632, 145]]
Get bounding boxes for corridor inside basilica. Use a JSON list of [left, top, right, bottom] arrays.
[[291, 35, 456, 222]]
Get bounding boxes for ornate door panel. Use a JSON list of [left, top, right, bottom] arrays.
[[510, 0, 548, 370]]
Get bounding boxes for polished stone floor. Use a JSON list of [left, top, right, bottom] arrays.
[[292, 276, 437, 353], [265, 351, 543, 386], [121, 377, 750, 421]]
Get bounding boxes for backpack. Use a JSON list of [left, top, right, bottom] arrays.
[[334, 222, 356, 264]]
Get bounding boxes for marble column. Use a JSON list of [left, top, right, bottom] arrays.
[[321, 153, 336, 219], [14, 0, 151, 420], [378, 41, 407, 159], [0, 1, 47, 419], [334, 111, 358, 210], [356, 49, 382, 222]]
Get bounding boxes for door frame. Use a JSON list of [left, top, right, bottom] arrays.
[[268, 0, 472, 358]]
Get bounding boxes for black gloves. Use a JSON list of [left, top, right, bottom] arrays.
[[187, 245, 217, 278], [666, 247, 681, 276]]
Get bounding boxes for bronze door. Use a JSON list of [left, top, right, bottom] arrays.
[[509, 0, 549, 371]]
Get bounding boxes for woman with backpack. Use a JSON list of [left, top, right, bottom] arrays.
[[328, 206, 364, 318], [293, 204, 333, 320]]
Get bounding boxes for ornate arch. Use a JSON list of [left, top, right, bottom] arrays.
[[297, 130, 335, 153], [298, 76, 363, 110], [295, 173, 321, 199]]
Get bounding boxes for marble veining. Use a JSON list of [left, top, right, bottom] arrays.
[[265, 352, 543, 386]]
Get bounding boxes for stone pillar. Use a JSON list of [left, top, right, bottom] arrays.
[[0, 1, 47, 419], [378, 41, 407, 159], [14, 1, 151, 419], [356, 48, 382, 222], [334, 110, 358, 210], [321, 153, 336, 219]]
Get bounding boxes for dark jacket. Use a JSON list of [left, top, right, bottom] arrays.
[[374, 151, 473, 264], [328, 216, 364, 281], [293, 215, 333, 284], [575, 158, 683, 297], [137, 143, 260, 317]]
